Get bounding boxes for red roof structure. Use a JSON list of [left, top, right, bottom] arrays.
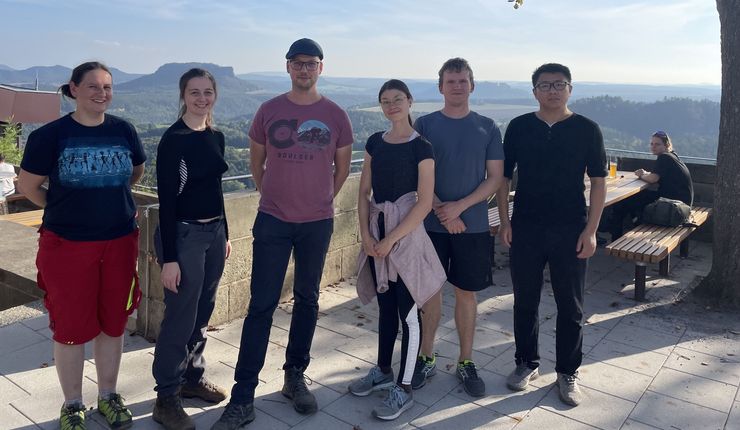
[[0, 84, 60, 124]]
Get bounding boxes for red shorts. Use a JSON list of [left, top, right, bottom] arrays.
[[36, 228, 141, 345]]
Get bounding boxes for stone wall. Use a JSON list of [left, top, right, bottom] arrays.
[[135, 174, 361, 340]]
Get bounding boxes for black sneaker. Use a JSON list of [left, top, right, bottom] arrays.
[[456, 360, 485, 397], [210, 402, 255, 430], [411, 355, 437, 390], [281, 367, 317, 415]]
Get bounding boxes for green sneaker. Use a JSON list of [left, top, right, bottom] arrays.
[[60, 403, 86, 430], [97, 393, 133, 429]]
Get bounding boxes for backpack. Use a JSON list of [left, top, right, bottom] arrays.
[[641, 197, 691, 227]]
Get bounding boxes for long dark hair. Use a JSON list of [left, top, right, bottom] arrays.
[[378, 79, 413, 127], [59, 61, 111, 99], [178, 68, 218, 128]]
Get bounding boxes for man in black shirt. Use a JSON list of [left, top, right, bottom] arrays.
[[496, 63, 606, 407]]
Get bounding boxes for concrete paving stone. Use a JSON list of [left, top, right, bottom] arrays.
[[0, 322, 47, 356], [726, 401, 740, 430], [604, 323, 681, 356], [251, 376, 344, 427], [323, 280, 360, 299], [196, 405, 290, 430], [122, 331, 156, 352], [336, 332, 401, 365], [207, 318, 245, 347], [475, 308, 515, 334], [629, 391, 727, 430], [0, 373, 29, 404], [19, 313, 49, 331], [304, 349, 374, 394], [10, 377, 99, 430], [483, 345, 516, 377], [678, 330, 740, 359], [616, 310, 687, 337], [305, 324, 354, 359], [619, 419, 662, 429], [410, 393, 519, 430], [578, 358, 654, 402], [288, 410, 356, 430], [664, 346, 740, 386], [322, 390, 426, 430], [84, 349, 155, 399], [316, 306, 378, 339], [487, 292, 515, 313], [319, 288, 362, 311], [450, 368, 549, 421], [411, 366, 463, 408], [0, 403, 35, 429], [648, 367, 736, 413], [428, 338, 493, 377], [587, 339, 668, 377], [513, 406, 600, 430], [537, 313, 617, 348], [442, 325, 513, 359], [524, 359, 559, 389], [539, 383, 635, 430], [216, 336, 288, 386]]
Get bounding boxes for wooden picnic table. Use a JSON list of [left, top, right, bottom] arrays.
[[586, 171, 651, 207], [0, 209, 43, 228]]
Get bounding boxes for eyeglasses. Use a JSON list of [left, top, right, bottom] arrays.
[[653, 130, 668, 138], [534, 81, 571, 92], [289, 60, 321, 71], [380, 96, 408, 108]]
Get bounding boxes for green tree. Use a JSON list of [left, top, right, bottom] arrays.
[[0, 121, 22, 164]]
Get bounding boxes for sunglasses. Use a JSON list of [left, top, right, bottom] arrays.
[[653, 130, 668, 138]]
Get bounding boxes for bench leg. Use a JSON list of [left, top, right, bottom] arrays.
[[680, 240, 690, 258], [634, 263, 647, 302], [659, 254, 670, 276]]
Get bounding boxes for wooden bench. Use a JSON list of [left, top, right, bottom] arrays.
[[605, 207, 711, 301], [488, 205, 513, 269], [0, 209, 44, 228]]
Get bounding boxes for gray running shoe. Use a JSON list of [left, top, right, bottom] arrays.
[[506, 364, 539, 391], [372, 384, 414, 421], [556, 372, 583, 406], [410, 356, 437, 390], [348, 366, 395, 396]]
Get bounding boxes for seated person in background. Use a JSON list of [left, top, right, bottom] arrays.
[[609, 130, 693, 239], [0, 153, 17, 197]]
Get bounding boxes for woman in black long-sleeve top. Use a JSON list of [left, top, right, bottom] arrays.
[[151, 68, 230, 430]]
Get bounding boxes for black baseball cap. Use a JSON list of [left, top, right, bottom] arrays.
[[286, 38, 324, 60]]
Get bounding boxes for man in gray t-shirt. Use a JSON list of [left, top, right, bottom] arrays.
[[411, 58, 504, 398]]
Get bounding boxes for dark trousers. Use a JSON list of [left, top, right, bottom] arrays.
[[231, 211, 333, 403], [510, 221, 586, 375], [153, 220, 227, 396], [370, 214, 422, 386]]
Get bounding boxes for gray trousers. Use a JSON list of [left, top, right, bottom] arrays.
[[152, 219, 227, 397]]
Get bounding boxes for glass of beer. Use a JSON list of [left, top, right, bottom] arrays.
[[609, 156, 617, 178]]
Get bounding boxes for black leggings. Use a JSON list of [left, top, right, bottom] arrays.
[[369, 213, 422, 386]]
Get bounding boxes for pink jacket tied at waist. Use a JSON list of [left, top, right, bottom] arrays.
[[356, 191, 446, 307]]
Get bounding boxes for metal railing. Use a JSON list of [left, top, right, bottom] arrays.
[[605, 148, 717, 165]]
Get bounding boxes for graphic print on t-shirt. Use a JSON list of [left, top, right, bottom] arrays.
[[57, 137, 133, 188], [267, 118, 331, 162]]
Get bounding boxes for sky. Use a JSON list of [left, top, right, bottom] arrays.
[[0, 0, 722, 85]]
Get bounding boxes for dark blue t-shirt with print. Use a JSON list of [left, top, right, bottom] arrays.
[[21, 113, 146, 241]]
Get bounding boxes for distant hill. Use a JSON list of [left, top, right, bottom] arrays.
[[118, 62, 258, 92], [0, 65, 142, 88]]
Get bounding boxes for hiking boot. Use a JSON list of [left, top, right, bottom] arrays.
[[456, 360, 485, 397], [181, 378, 228, 404], [97, 393, 133, 429], [556, 372, 583, 406], [60, 403, 86, 430], [152, 394, 195, 430], [410, 355, 437, 390], [210, 402, 255, 430], [506, 364, 539, 391], [372, 384, 414, 421], [281, 367, 317, 414], [348, 366, 395, 396]]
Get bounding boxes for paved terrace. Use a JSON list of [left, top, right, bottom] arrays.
[[1, 241, 738, 430]]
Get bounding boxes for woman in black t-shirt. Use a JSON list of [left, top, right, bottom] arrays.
[[151, 68, 230, 428], [609, 130, 693, 239], [18, 61, 144, 429], [350, 80, 444, 421]]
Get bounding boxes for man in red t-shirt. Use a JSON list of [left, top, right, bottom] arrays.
[[213, 38, 353, 430]]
